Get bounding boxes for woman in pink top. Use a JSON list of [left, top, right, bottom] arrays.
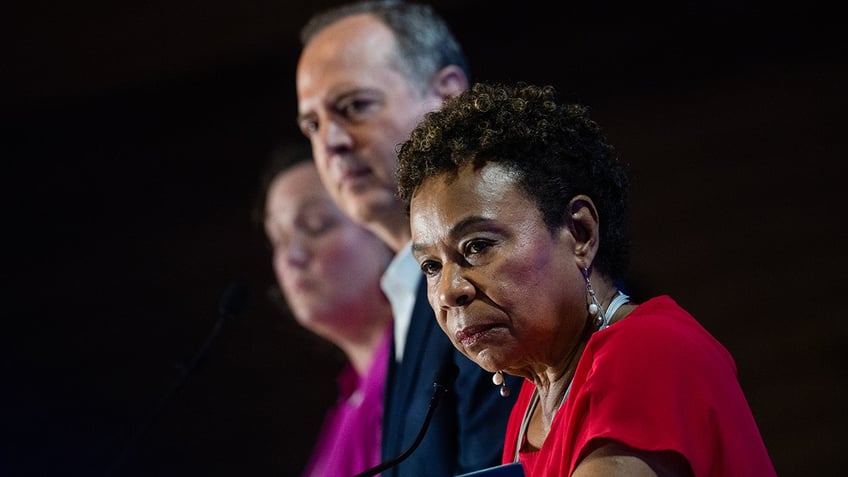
[[397, 82, 777, 476], [256, 142, 394, 477]]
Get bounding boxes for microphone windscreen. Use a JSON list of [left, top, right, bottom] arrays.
[[433, 362, 459, 392], [218, 281, 249, 318]]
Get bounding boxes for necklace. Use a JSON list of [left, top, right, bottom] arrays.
[[598, 291, 631, 330], [512, 290, 630, 462]]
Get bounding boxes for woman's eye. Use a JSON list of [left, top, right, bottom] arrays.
[[302, 214, 337, 236], [306, 221, 331, 236], [420, 260, 441, 276], [464, 239, 491, 255]]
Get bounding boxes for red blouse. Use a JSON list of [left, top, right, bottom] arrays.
[[502, 295, 776, 477]]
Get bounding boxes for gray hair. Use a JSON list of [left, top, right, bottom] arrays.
[[300, 0, 470, 91]]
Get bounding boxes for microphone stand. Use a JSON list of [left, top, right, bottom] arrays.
[[352, 363, 459, 477], [105, 281, 248, 476]]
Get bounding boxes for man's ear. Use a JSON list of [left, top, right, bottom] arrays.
[[565, 195, 600, 270], [432, 65, 468, 99]]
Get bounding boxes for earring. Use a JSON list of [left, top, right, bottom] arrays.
[[582, 267, 604, 329], [492, 371, 510, 397]]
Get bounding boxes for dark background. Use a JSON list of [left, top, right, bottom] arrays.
[[4, 1, 846, 475]]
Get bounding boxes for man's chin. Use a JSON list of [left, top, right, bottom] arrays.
[[343, 194, 397, 225], [345, 205, 381, 226]]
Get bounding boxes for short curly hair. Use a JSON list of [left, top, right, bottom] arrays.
[[397, 81, 631, 281]]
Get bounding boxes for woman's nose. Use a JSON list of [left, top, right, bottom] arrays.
[[436, 265, 475, 309], [284, 236, 310, 268]]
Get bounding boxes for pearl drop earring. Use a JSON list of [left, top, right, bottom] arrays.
[[493, 370, 510, 397], [582, 267, 605, 329]]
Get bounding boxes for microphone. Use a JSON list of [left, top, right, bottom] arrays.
[[218, 280, 249, 319], [352, 361, 460, 477], [105, 281, 249, 476]]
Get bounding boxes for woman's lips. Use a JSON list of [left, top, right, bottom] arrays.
[[455, 324, 505, 348]]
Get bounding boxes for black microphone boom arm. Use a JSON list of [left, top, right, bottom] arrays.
[[352, 362, 460, 477]]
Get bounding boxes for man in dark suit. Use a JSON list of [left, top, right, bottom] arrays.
[[294, 1, 521, 475]]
